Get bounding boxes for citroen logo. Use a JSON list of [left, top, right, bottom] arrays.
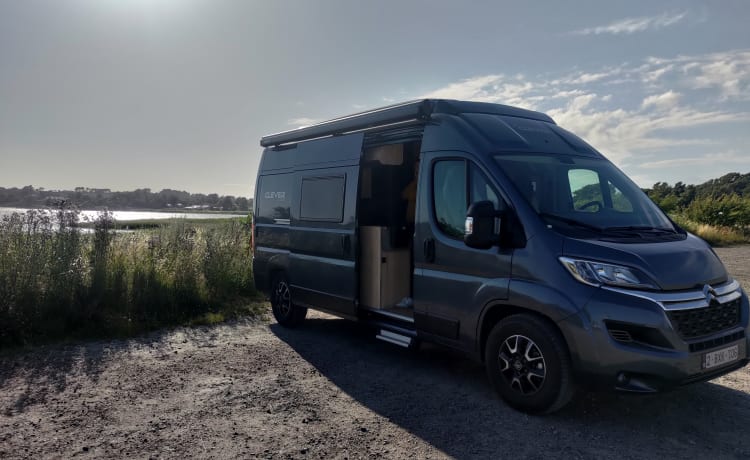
[[703, 284, 718, 304]]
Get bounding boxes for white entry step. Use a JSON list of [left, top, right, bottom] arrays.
[[376, 329, 412, 348]]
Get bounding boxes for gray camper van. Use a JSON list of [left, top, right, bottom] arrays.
[[253, 99, 749, 413]]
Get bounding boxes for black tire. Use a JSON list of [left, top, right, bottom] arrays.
[[270, 273, 307, 328], [485, 313, 575, 414]]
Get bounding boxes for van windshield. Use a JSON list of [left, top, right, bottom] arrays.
[[494, 154, 680, 240]]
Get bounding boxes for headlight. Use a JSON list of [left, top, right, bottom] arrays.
[[558, 257, 657, 290]]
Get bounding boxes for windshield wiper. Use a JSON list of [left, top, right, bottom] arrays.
[[538, 213, 603, 232], [604, 225, 677, 234]]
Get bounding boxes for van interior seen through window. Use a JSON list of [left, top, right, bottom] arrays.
[[494, 153, 678, 239]]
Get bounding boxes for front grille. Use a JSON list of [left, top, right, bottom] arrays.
[[689, 330, 745, 353], [668, 298, 741, 339]]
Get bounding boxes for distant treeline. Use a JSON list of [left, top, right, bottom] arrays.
[[0, 186, 253, 211], [645, 172, 750, 227]]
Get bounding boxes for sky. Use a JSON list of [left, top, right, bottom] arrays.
[[1, 0, 749, 197]]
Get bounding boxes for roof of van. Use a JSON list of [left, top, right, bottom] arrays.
[[260, 99, 555, 147]]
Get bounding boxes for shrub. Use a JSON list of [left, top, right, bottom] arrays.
[[0, 209, 257, 346], [684, 195, 750, 227], [670, 213, 746, 246]]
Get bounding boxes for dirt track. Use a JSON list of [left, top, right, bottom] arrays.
[[1, 247, 749, 459]]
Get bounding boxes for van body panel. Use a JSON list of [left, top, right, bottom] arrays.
[[412, 149, 512, 348], [421, 112, 601, 158], [287, 134, 363, 317], [253, 171, 295, 292], [260, 146, 296, 172], [472, 279, 592, 358], [560, 287, 750, 388], [255, 133, 364, 317]]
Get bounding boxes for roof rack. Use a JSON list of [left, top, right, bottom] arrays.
[[260, 100, 433, 147], [260, 99, 554, 147]]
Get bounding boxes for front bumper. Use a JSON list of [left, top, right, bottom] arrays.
[[558, 281, 750, 392]]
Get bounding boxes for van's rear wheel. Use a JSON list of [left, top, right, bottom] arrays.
[[271, 274, 307, 328], [485, 314, 574, 414]]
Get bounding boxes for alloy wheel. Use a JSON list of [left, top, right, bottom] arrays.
[[498, 334, 547, 395], [273, 280, 291, 317]]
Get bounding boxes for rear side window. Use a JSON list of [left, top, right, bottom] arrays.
[[256, 174, 292, 224], [300, 175, 346, 222]]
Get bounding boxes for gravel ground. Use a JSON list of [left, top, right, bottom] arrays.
[[1, 247, 749, 459]]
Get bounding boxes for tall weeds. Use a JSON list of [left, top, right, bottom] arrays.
[[0, 209, 256, 346]]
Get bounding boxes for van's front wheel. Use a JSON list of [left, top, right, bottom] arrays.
[[485, 314, 574, 414], [271, 274, 307, 328]]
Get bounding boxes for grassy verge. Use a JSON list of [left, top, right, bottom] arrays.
[[670, 213, 748, 246], [78, 217, 246, 231], [0, 208, 260, 347]]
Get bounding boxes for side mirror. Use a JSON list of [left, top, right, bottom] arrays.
[[464, 201, 500, 249]]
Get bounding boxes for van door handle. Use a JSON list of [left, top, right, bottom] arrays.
[[341, 234, 351, 256], [423, 238, 435, 263]]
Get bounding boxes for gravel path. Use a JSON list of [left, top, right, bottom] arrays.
[[1, 247, 749, 459]]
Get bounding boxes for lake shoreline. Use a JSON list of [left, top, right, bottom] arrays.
[[0, 207, 247, 222], [0, 206, 248, 214]]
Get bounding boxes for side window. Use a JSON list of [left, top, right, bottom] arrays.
[[433, 160, 467, 239], [432, 160, 504, 239], [568, 169, 603, 213], [256, 174, 292, 224], [608, 181, 634, 212], [300, 175, 346, 222], [470, 164, 503, 211]]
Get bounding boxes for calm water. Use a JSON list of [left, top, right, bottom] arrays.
[[0, 207, 244, 222]]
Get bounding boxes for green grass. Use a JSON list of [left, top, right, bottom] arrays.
[[0, 208, 259, 347], [78, 216, 247, 230], [670, 213, 748, 246]]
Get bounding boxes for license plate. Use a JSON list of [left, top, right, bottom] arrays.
[[702, 344, 739, 370]]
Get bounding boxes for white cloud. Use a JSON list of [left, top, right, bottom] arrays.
[[548, 102, 746, 164], [550, 89, 586, 99], [639, 150, 750, 169], [685, 57, 749, 98], [635, 49, 750, 99], [572, 11, 687, 36], [287, 117, 321, 127], [422, 75, 502, 100], [566, 70, 621, 85], [571, 72, 611, 84], [551, 67, 627, 87], [420, 75, 541, 109], [631, 150, 750, 186], [641, 91, 681, 111], [642, 64, 674, 84], [413, 49, 750, 169]]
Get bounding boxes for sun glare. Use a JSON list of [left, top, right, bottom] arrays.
[[94, 0, 194, 23]]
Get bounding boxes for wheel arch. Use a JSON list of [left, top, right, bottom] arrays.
[[259, 254, 290, 294], [476, 279, 584, 362], [477, 303, 572, 364]]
